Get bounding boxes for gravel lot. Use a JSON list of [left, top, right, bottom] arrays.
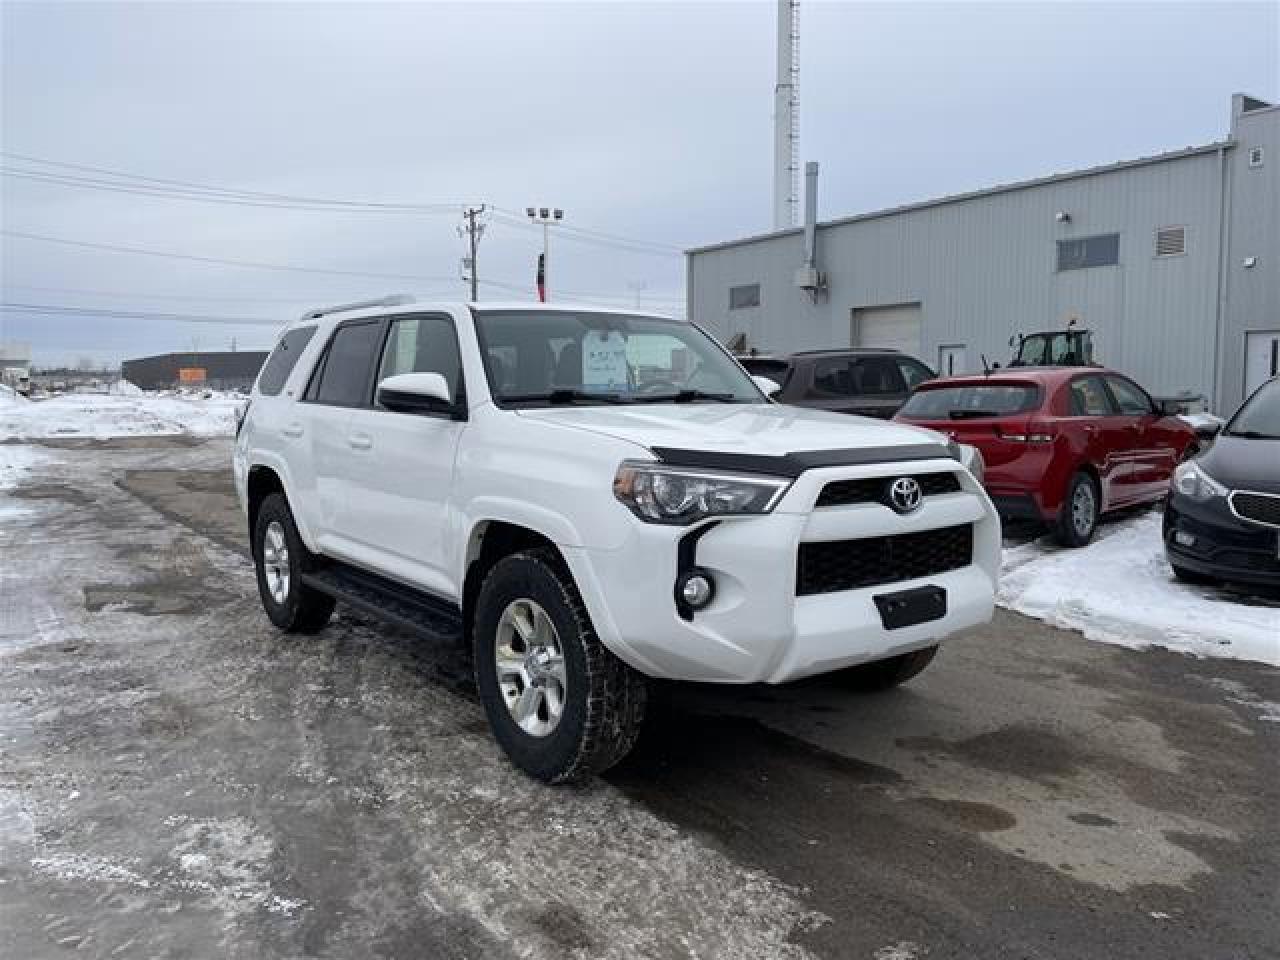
[[1, 436, 1276, 959]]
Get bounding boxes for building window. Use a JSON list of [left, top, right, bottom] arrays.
[[1248, 146, 1265, 168], [1057, 233, 1120, 271], [729, 284, 760, 310], [1155, 226, 1186, 258]]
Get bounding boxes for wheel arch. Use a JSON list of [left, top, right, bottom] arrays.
[[462, 519, 566, 639]]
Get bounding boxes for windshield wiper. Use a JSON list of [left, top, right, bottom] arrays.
[[948, 409, 999, 419], [633, 389, 740, 404], [505, 389, 627, 406], [1226, 429, 1280, 439]]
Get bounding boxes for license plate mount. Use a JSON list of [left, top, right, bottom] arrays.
[[874, 585, 947, 630]]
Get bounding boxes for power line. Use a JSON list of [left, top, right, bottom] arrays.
[[1, 150, 687, 255], [0, 283, 319, 304], [1, 301, 279, 326], [3, 228, 683, 306], [2, 229, 460, 284]]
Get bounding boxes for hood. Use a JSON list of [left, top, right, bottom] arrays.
[[516, 403, 946, 458], [1199, 435, 1280, 494]]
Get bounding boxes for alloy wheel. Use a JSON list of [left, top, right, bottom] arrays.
[[494, 598, 567, 738], [262, 521, 291, 605]]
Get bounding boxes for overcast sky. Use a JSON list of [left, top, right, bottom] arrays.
[[2, 0, 1277, 367]]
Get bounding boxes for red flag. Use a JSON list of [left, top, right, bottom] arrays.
[[535, 252, 546, 303]]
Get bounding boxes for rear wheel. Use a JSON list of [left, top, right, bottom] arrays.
[[1054, 471, 1099, 547], [473, 548, 646, 783], [253, 493, 335, 633], [834, 645, 939, 691]]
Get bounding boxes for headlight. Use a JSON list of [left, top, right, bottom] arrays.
[[1172, 461, 1227, 501], [613, 461, 792, 525]]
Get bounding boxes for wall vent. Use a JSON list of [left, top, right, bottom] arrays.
[[1155, 226, 1186, 257], [1248, 146, 1265, 168]]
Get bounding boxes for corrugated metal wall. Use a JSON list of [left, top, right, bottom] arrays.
[[690, 149, 1231, 405], [1221, 103, 1280, 410]]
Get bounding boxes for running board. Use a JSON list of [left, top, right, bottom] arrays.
[[301, 562, 463, 642]]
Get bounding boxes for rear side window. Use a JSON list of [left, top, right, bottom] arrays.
[[1105, 376, 1153, 416], [896, 357, 933, 390], [257, 325, 316, 396], [309, 320, 384, 407], [811, 358, 852, 396], [899, 384, 1041, 419], [851, 356, 908, 395], [375, 314, 465, 404], [1070, 376, 1115, 416]]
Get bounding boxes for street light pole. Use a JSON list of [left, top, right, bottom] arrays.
[[526, 206, 564, 302]]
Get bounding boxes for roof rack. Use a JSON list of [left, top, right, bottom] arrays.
[[299, 294, 415, 322]]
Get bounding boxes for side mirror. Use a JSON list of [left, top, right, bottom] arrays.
[[752, 375, 782, 398], [377, 372, 458, 416]]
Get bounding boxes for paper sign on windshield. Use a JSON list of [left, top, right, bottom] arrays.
[[582, 332, 629, 390]]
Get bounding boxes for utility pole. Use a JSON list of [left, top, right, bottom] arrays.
[[526, 206, 564, 302], [459, 204, 487, 301]]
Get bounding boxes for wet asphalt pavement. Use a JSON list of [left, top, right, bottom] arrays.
[[0, 436, 1276, 959]]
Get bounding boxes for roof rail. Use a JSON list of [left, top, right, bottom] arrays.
[[299, 293, 415, 322]]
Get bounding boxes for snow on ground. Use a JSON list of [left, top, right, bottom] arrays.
[[1000, 510, 1280, 667], [0, 390, 243, 441]]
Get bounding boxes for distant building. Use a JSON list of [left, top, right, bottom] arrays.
[[121, 350, 269, 391], [0, 340, 31, 371], [687, 93, 1279, 413]]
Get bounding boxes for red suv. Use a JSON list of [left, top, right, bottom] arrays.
[[894, 368, 1198, 546]]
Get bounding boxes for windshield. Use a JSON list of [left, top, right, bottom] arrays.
[[1226, 378, 1280, 438], [898, 383, 1041, 419], [473, 310, 764, 406]]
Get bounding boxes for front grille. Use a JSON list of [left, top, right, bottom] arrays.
[[1231, 491, 1280, 528], [796, 524, 973, 596], [816, 472, 962, 508]]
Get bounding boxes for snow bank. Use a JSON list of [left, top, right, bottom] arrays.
[[109, 379, 144, 397], [1000, 511, 1280, 666], [0, 391, 243, 441]]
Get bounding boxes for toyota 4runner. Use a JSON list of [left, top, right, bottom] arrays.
[[235, 297, 1000, 783]]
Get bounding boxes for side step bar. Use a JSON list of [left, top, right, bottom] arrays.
[[301, 562, 463, 642]]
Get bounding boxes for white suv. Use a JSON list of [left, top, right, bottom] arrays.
[[235, 297, 1000, 782]]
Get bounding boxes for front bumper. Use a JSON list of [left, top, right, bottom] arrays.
[[564, 458, 1001, 684], [1164, 493, 1280, 587]]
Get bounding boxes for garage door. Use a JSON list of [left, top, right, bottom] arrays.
[[852, 303, 922, 358]]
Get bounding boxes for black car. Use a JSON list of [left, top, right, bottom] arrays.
[[739, 348, 934, 419], [1165, 377, 1280, 588]]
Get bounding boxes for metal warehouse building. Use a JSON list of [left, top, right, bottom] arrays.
[[121, 350, 269, 391], [687, 94, 1279, 413]]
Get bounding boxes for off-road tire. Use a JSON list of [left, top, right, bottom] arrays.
[[473, 548, 646, 784], [253, 493, 335, 633], [835, 645, 939, 691], [1054, 471, 1100, 548]]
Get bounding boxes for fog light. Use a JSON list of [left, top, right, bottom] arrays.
[[678, 571, 715, 610], [1175, 530, 1196, 547]]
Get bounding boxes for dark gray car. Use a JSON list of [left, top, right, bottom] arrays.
[[740, 348, 935, 419]]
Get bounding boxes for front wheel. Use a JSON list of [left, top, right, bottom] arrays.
[[1054, 471, 1100, 547], [473, 549, 646, 784]]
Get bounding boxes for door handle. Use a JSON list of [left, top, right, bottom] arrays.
[[282, 423, 304, 439], [348, 433, 373, 451]]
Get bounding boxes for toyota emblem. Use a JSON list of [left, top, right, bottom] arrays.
[[887, 477, 923, 514]]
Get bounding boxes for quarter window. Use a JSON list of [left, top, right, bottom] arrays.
[[257, 326, 316, 396], [1057, 234, 1120, 271], [375, 315, 464, 406], [310, 320, 383, 407], [810, 358, 852, 396]]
